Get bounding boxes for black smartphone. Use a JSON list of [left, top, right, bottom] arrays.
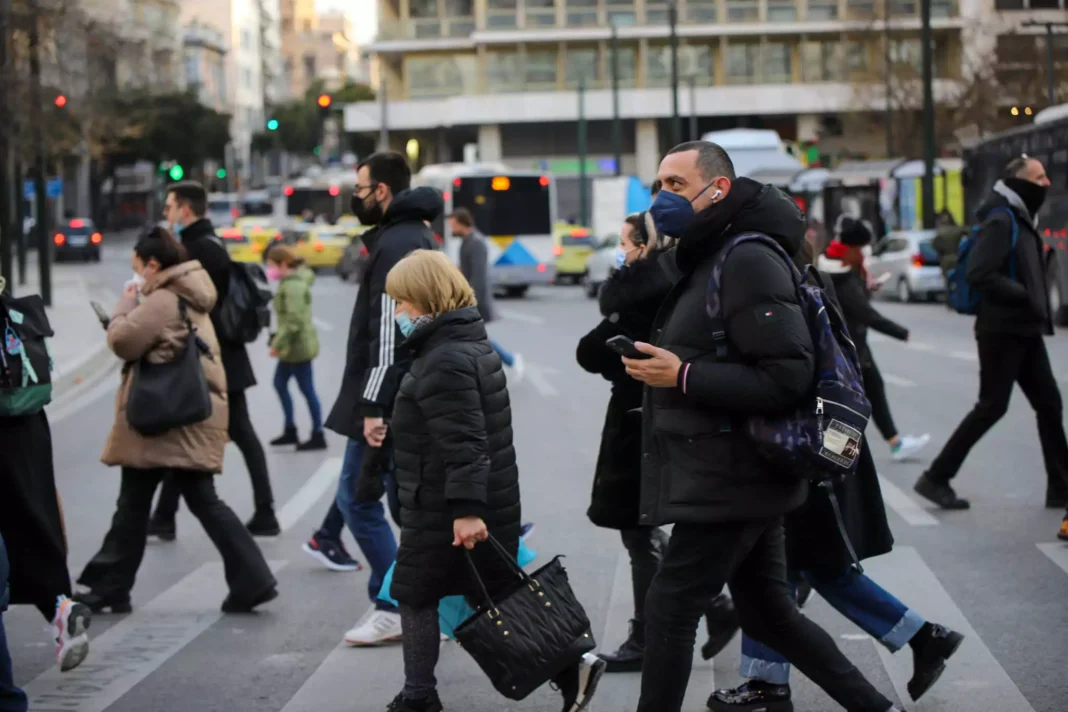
[[90, 300, 109, 328], [606, 335, 651, 360]]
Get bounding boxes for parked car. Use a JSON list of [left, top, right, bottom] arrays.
[[53, 218, 102, 262], [584, 235, 618, 298], [866, 229, 945, 302]]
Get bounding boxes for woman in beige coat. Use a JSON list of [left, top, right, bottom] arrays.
[[75, 229, 277, 614]]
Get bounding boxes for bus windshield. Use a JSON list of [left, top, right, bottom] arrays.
[[453, 176, 551, 236], [286, 188, 335, 219]]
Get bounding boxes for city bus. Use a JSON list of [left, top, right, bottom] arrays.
[[962, 104, 1068, 325], [413, 163, 557, 298], [283, 169, 357, 221]]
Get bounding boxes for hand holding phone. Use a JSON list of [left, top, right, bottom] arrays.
[[90, 300, 110, 328], [606, 335, 652, 360]]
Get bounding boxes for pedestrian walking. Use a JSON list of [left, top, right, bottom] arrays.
[[151, 181, 279, 538], [448, 208, 525, 382], [381, 249, 604, 712], [303, 152, 440, 648], [265, 245, 325, 451], [818, 215, 930, 461], [576, 212, 738, 672], [915, 155, 1068, 531], [0, 533, 28, 712], [624, 141, 899, 712], [75, 229, 277, 614]]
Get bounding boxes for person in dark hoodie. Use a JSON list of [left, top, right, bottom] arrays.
[[302, 152, 441, 647], [916, 156, 1068, 536], [817, 215, 930, 462], [576, 212, 738, 673], [152, 181, 278, 538], [622, 141, 898, 712]]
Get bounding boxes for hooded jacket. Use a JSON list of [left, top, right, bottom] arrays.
[[325, 187, 443, 439], [458, 229, 496, 323], [966, 180, 1052, 337], [639, 178, 813, 526], [271, 266, 319, 363], [101, 261, 229, 473]]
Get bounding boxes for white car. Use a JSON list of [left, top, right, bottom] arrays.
[[867, 230, 945, 302], [584, 236, 619, 298]]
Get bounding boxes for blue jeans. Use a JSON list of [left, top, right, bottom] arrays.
[[740, 568, 926, 685], [334, 438, 398, 612], [0, 534, 29, 712], [490, 339, 514, 367], [274, 361, 322, 432]]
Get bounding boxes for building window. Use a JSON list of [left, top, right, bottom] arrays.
[[727, 43, 759, 82], [408, 56, 463, 97], [565, 47, 600, 87], [802, 41, 841, 81], [806, 0, 839, 19], [487, 0, 518, 27], [846, 41, 869, 74], [683, 44, 715, 84], [613, 46, 637, 87], [890, 38, 922, 72], [889, 0, 916, 15], [930, 0, 957, 16], [525, 0, 556, 27], [725, 0, 759, 22], [525, 49, 558, 86], [645, 44, 672, 87], [243, 66, 253, 88], [765, 42, 792, 82], [606, 0, 636, 26], [215, 62, 227, 99], [241, 28, 251, 49], [282, 18, 292, 33], [302, 19, 312, 31], [566, 0, 598, 26], [486, 50, 523, 90], [645, 1, 669, 24], [686, 0, 717, 22], [303, 54, 316, 80], [411, 0, 438, 17], [184, 51, 200, 86], [766, 0, 798, 20], [446, 0, 473, 15]]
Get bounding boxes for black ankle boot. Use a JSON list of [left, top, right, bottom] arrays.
[[270, 427, 298, 446], [147, 516, 176, 541], [908, 622, 964, 701], [297, 430, 327, 451], [246, 508, 281, 536], [598, 619, 645, 672], [701, 593, 740, 660], [386, 692, 443, 712], [708, 680, 793, 712]]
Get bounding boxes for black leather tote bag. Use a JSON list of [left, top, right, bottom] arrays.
[[453, 535, 595, 700], [126, 299, 213, 437]]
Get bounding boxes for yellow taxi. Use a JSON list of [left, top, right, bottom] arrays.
[[336, 215, 371, 240], [552, 222, 597, 284], [234, 217, 283, 246], [283, 225, 350, 270], [219, 225, 268, 264]]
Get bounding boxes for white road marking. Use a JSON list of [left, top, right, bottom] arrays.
[[526, 365, 559, 398], [881, 373, 916, 388], [23, 560, 286, 712], [312, 317, 334, 332], [950, 349, 979, 362], [865, 548, 1036, 712], [877, 474, 941, 526], [497, 307, 545, 326], [840, 633, 872, 641], [276, 457, 343, 532], [47, 370, 122, 425], [586, 550, 643, 710], [907, 341, 936, 352], [1036, 543, 1068, 576]]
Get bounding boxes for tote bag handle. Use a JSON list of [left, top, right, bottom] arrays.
[[462, 533, 538, 614]]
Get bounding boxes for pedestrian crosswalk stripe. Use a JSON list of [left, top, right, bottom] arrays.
[[276, 457, 343, 533], [865, 548, 1036, 711], [1035, 543, 1068, 576], [877, 474, 941, 527], [22, 561, 287, 712], [881, 373, 917, 388]]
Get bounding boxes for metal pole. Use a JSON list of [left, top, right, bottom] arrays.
[[688, 76, 698, 140], [14, 155, 26, 285], [379, 80, 390, 152], [610, 23, 622, 177], [1046, 24, 1056, 106], [29, 8, 51, 305], [920, 0, 935, 230], [578, 77, 589, 227], [0, 0, 11, 295], [669, 1, 681, 147], [883, 5, 894, 157]]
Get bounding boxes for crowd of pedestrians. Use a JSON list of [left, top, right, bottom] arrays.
[[1, 141, 1064, 712]]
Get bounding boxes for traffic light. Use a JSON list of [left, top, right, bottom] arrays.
[[317, 94, 332, 109], [169, 164, 184, 181], [266, 118, 279, 131], [216, 168, 227, 179], [54, 94, 67, 108]]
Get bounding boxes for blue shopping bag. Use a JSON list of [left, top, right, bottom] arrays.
[[378, 539, 538, 640]]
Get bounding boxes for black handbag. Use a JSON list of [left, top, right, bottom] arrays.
[[453, 535, 595, 701], [126, 298, 213, 437]]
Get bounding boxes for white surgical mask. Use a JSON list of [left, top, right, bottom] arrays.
[[614, 245, 639, 268], [127, 272, 145, 290]]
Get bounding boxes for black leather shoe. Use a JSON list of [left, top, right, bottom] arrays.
[[246, 508, 281, 537], [147, 516, 176, 541], [914, 474, 970, 510], [270, 427, 298, 446], [707, 680, 793, 711], [73, 590, 132, 614], [701, 594, 740, 660], [1045, 489, 1068, 508], [221, 587, 278, 613], [297, 431, 327, 451], [908, 623, 964, 701], [386, 692, 443, 712], [598, 619, 644, 672]]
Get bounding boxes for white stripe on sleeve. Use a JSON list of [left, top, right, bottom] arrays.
[[363, 294, 396, 402]]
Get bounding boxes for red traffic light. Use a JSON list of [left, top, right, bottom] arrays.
[[317, 94, 332, 108], [54, 95, 67, 108]]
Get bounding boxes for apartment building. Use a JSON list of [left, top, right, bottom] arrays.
[[79, 0, 184, 89], [281, 1, 368, 98], [346, 0, 1063, 180], [183, 22, 230, 113]]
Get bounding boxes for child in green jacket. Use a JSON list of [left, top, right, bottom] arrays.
[[266, 245, 325, 451]]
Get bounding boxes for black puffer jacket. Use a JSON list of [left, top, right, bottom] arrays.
[[389, 307, 521, 607], [815, 256, 908, 367], [639, 178, 813, 526], [576, 254, 673, 529]]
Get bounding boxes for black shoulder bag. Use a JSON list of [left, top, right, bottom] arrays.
[[126, 298, 214, 437]]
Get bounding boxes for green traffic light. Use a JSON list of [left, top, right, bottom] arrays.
[[169, 165, 184, 181], [267, 119, 279, 131], [216, 168, 227, 179], [313, 146, 321, 155]]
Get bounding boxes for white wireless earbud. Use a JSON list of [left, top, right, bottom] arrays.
[[710, 189, 723, 202]]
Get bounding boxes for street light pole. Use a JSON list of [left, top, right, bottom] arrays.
[[1023, 21, 1068, 107], [688, 76, 698, 140], [29, 6, 51, 306], [0, 0, 11, 295], [610, 23, 622, 177], [883, 5, 894, 157], [920, 0, 936, 230], [578, 76, 589, 227], [669, 0, 681, 147]]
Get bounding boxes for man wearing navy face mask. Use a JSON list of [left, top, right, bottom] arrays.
[[622, 141, 898, 712]]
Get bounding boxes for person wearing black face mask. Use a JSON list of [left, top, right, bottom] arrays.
[[917, 156, 1068, 532]]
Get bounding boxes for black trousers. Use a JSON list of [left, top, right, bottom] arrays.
[[637, 519, 892, 712], [928, 334, 1068, 490], [620, 526, 669, 622], [861, 361, 898, 442], [154, 390, 274, 520], [78, 467, 276, 601]]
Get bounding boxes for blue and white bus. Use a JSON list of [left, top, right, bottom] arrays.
[[414, 163, 557, 298]]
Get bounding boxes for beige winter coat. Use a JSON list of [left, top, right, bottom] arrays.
[[101, 261, 229, 473]]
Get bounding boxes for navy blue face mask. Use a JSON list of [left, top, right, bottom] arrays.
[[649, 183, 721, 238]]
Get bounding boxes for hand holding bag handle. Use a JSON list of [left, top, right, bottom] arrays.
[[462, 534, 540, 615]]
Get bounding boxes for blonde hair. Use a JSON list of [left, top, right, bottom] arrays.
[[385, 249, 476, 315]]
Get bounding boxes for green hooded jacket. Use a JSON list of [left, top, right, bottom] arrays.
[[271, 266, 319, 363]]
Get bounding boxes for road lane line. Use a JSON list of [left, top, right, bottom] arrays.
[[525, 365, 559, 397], [47, 370, 122, 425], [880, 373, 916, 388], [23, 560, 287, 712], [497, 307, 545, 326], [876, 475, 941, 526], [1036, 543, 1068, 576], [949, 350, 978, 362], [312, 317, 334, 332], [908, 341, 936, 352], [276, 457, 343, 533], [865, 548, 1036, 712]]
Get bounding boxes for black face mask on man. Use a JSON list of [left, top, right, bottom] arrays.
[[352, 191, 385, 226], [1004, 177, 1047, 219]]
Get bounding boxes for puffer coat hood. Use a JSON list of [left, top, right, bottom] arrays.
[[271, 266, 320, 363]]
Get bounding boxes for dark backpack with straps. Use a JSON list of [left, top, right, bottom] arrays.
[[209, 236, 272, 343], [0, 291, 54, 416], [947, 206, 1018, 315]]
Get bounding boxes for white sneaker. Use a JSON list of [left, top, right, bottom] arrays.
[[343, 609, 402, 646], [52, 595, 91, 672], [892, 433, 930, 462], [510, 353, 526, 384], [570, 653, 606, 711]]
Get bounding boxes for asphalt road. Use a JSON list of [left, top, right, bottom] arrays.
[[6, 247, 1068, 712]]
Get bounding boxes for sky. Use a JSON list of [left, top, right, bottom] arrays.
[[318, 0, 378, 43]]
